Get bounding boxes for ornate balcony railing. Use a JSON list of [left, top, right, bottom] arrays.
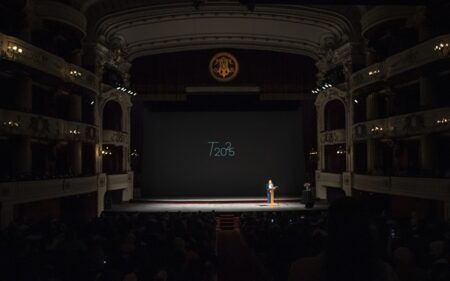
[[103, 130, 129, 146], [0, 109, 99, 143], [0, 175, 100, 203], [0, 33, 99, 93], [353, 174, 450, 201], [351, 34, 450, 93], [107, 172, 133, 191], [353, 107, 450, 141], [316, 171, 343, 188], [319, 128, 346, 145]]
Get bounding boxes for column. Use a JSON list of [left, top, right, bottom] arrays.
[[69, 141, 82, 176], [419, 75, 435, 110], [420, 135, 435, 174], [122, 146, 129, 172], [16, 137, 31, 177], [366, 92, 378, 120], [16, 76, 32, 112]]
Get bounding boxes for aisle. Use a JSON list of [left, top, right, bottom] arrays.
[[216, 214, 269, 281]]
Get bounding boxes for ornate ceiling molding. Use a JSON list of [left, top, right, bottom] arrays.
[[93, 2, 353, 61]]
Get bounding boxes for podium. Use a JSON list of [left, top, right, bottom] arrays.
[[269, 187, 277, 207]]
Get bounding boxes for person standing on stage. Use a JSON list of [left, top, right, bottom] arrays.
[[267, 179, 274, 203]]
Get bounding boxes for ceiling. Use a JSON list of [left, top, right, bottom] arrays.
[[70, 0, 361, 62]]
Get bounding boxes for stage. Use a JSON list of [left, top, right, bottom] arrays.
[[106, 197, 328, 213]]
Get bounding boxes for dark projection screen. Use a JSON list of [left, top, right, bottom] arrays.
[[142, 100, 305, 198]]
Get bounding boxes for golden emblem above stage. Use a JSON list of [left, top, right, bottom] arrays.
[[209, 52, 239, 82]]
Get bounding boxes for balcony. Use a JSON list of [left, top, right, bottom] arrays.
[[0, 109, 98, 143], [103, 130, 129, 146], [0, 33, 98, 93], [107, 172, 133, 191], [319, 129, 346, 145], [351, 34, 450, 93], [354, 174, 450, 201], [353, 107, 450, 141], [316, 171, 343, 188], [0, 175, 100, 204]]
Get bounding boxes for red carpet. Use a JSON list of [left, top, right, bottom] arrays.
[[216, 214, 269, 281]]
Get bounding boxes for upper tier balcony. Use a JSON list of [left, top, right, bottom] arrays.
[[353, 107, 450, 141], [353, 174, 450, 201], [351, 34, 450, 93], [0, 33, 99, 93], [0, 109, 98, 143]]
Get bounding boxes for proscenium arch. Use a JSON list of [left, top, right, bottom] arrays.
[[95, 3, 355, 61]]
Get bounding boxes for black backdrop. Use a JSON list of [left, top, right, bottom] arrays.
[[141, 95, 305, 198]]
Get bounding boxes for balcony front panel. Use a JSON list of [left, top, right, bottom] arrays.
[[320, 129, 346, 145], [351, 34, 450, 93], [354, 174, 450, 201], [0, 175, 98, 204], [0, 109, 99, 143], [353, 107, 450, 141], [0, 33, 98, 93], [107, 172, 132, 191], [316, 171, 343, 188], [103, 130, 129, 146]]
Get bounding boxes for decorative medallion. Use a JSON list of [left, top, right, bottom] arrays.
[[209, 52, 239, 82]]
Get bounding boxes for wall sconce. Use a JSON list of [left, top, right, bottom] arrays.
[[336, 146, 345, 155], [370, 126, 383, 132], [68, 69, 82, 78], [68, 129, 81, 135], [130, 149, 139, 157], [368, 69, 380, 76], [436, 117, 449, 124], [6, 44, 23, 59], [3, 120, 20, 128], [434, 42, 449, 57], [102, 146, 112, 155]]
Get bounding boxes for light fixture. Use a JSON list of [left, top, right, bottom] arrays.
[[311, 83, 332, 94], [6, 44, 23, 59], [434, 42, 449, 56], [90, 100, 95, 105], [68, 69, 82, 77], [116, 85, 137, 96], [130, 149, 139, 157], [68, 129, 81, 135], [368, 69, 380, 76], [3, 120, 20, 128], [436, 117, 449, 124], [101, 146, 112, 155], [336, 146, 345, 155], [370, 126, 383, 132], [353, 99, 358, 104], [309, 149, 318, 156]]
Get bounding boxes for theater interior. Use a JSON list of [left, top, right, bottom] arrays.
[[0, 1, 449, 280]]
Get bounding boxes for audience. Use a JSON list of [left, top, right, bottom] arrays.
[[1, 198, 449, 281]]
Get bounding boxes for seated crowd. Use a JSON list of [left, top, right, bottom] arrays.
[[240, 198, 450, 281], [0, 212, 217, 281]]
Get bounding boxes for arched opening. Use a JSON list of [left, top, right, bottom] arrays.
[[102, 100, 123, 131], [324, 99, 346, 131]]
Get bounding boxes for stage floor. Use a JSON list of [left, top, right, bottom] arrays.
[[107, 197, 328, 213]]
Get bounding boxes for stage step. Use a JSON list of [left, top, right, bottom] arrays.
[[216, 214, 240, 231]]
